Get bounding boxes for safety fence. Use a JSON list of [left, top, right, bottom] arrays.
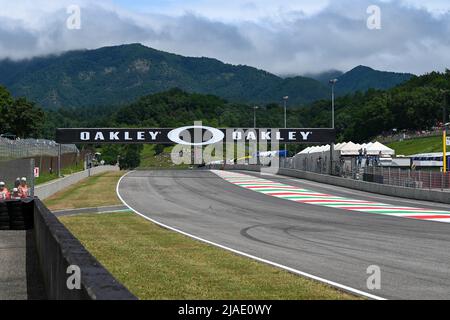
[[0, 137, 88, 176], [280, 158, 450, 191], [0, 137, 78, 159], [363, 166, 450, 190]]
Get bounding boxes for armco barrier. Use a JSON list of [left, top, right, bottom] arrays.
[[213, 165, 450, 205], [35, 165, 119, 200], [33, 199, 137, 300]]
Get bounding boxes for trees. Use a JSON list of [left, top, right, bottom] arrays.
[[99, 144, 143, 169], [4, 68, 449, 145], [0, 87, 45, 138], [119, 145, 143, 170], [6, 98, 45, 138]]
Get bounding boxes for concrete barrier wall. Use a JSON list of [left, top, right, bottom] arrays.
[[33, 199, 137, 300], [35, 165, 119, 200], [212, 165, 450, 204]]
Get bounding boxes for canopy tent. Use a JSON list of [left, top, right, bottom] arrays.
[[297, 145, 330, 155], [365, 142, 395, 156], [339, 142, 361, 156], [296, 141, 395, 157], [298, 147, 312, 154]]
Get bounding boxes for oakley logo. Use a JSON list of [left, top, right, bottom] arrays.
[[168, 126, 225, 146]]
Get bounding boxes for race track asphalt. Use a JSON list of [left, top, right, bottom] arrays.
[[118, 169, 450, 300]]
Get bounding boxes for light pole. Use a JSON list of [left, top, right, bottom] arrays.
[[329, 79, 338, 129], [442, 90, 448, 173], [329, 79, 338, 175], [283, 96, 289, 155], [253, 106, 259, 128]]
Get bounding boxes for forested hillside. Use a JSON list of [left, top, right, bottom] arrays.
[[0, 44, 412, 109], [2, 70, 448, 146], [300, 70, 450, 142]]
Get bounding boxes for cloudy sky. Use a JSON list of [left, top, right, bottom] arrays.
[[0, 0, 449, 75]]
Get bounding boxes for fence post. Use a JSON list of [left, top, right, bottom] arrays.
[[58, 144, 62, 178], [30, 158, 35, 197], [418, 170, 421, 187], [429, 171, 432, 190]]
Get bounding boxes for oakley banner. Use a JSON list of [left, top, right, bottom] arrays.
[[56, 127, 336, 145]]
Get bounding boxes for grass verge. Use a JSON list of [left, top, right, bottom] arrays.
[[140, 144, 190, 169], [60, 212, 359, 300], [43, 171, 124, 211], [387, 135, 444, 156]]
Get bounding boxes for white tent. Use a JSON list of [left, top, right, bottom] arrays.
[[360, 142, 373, 150], [339, 142, 361, 156], [334, 142, 348, 151], [296, 141, 395, 157], [366, 141, 395, 156], [298, 147, 311, 154]]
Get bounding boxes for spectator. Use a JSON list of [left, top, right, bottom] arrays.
[[14, 177, 20, 188], [0, 182, 10, 201], [18, 177, 29, 198], [11, 188, 21, 200]]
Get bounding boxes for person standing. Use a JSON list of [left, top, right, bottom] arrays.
[[0, 182, 10, 200], [18, 177, 29, 198], [11, 188, 21, 200]]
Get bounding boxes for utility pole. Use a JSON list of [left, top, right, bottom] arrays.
[[443, 91, 448, 173], [329, 79, 338, 175], [329, 79, 338, 129], [253, 106, 259, 128], [283, 96, 289, 156], [58, 144, 62, 178]]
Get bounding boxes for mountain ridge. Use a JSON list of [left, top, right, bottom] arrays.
[[0, 43, 414, 109]]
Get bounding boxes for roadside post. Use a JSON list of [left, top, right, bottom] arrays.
[[58, 143, 62, 178]]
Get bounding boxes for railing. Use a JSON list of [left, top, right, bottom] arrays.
[[280, 157, 450, 192], [363, 166, 449, 191]]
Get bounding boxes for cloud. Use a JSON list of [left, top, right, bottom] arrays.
[[0, 0, 449, 75]]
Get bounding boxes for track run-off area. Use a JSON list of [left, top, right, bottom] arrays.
[[117, 169, 450, 300]]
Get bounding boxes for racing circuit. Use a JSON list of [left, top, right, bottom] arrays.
[[118, 169, 450, 300]]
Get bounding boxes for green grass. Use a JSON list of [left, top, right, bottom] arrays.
[[43, 171, 124, 211], [35, 163, 85, 185], [139, 144, 190, 169], [60, 212, 359, 300], [388, 135, 445, 156]]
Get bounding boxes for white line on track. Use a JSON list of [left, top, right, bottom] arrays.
[[116, 170, 386, 301]]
